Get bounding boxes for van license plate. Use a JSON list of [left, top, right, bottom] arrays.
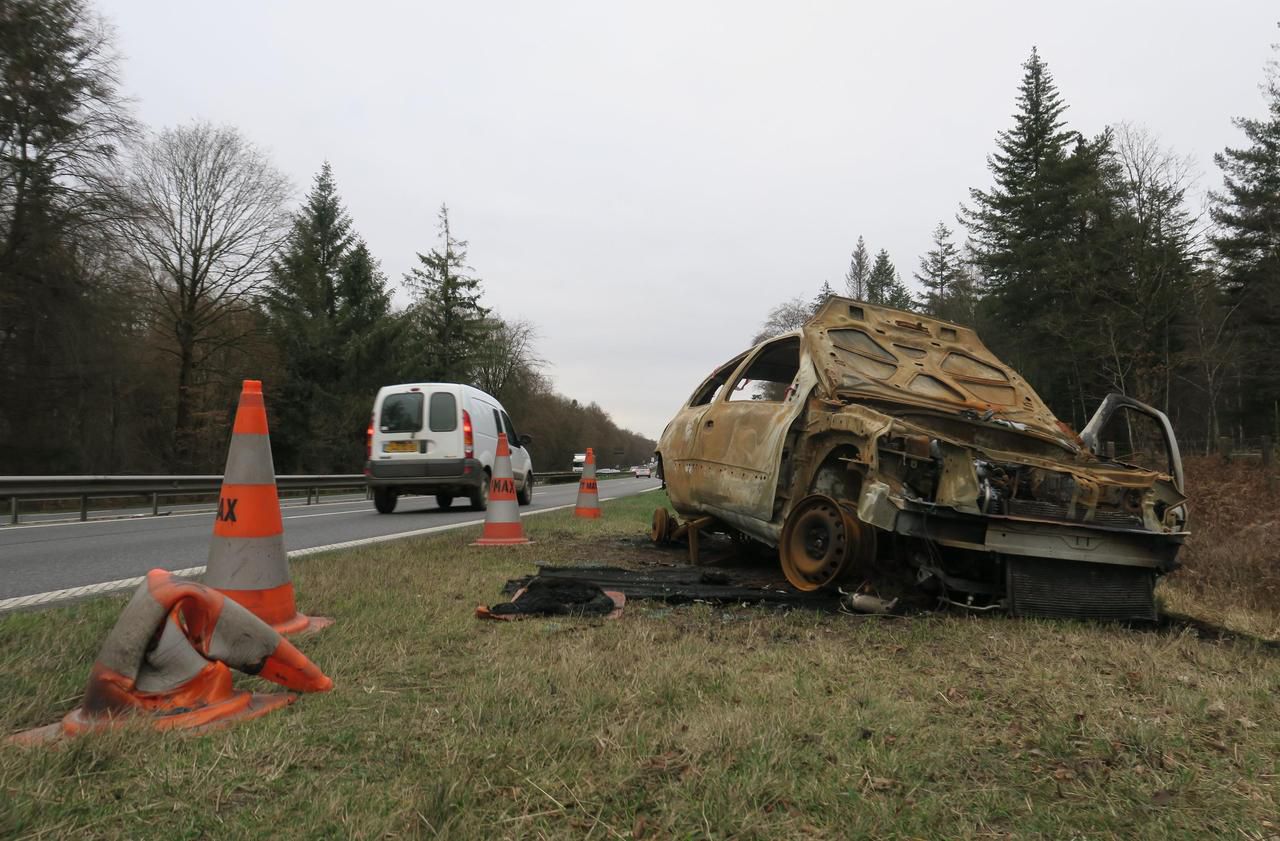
[[383, 441, 418, 453]]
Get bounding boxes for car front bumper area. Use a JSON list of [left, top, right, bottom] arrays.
[[856, 480, 1184, 572]]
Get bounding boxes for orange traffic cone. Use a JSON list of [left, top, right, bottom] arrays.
[[9, 569, 332, 744], [574, 447, 602, 519], [473, 433, 531, 546], [207, 380, 332, 635]]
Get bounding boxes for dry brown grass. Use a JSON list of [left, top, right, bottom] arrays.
[[1158, 455, 1280, 638], [3, 486, 1280, 839]]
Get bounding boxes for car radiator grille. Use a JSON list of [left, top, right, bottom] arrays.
[[1006, 556, 1157, 622], [1005, 498, 1144, 529]]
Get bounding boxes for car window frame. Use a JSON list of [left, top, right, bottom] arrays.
[[723, 335, 802, 405], [687, 351, 749, 407]]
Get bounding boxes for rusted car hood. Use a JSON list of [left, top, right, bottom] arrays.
[[803, 298, 1072, 448]]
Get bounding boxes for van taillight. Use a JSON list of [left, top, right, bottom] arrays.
[[462, 410, 474, 459], [366, 415, 373, 459]]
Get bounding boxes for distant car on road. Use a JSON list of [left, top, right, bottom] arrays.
[[634, 464, 653, 478], [598, 467, 620, 475]]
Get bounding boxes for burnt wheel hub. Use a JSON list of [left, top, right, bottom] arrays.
[[779, 494, 871, 591]]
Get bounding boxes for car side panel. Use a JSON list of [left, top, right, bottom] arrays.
[[691, 355, 817, 522]]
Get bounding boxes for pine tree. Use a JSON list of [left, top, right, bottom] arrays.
[[866, 249, 914, 310], [959, 48, 1119, 422], [914, 222, 965, 317], [845, 236, 872, 299], [0, 0, 136, 472], [811, 280, 836, 314], [404, 204, 491, 382], [962, 47, 1077, 318], [265, 164, 393, 470], [1210, 37, 1280, 432]]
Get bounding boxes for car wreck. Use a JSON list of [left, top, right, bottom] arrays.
[[654, 297, 1188, 621]]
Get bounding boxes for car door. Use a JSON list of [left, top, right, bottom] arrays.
[[691, 335, 811, 522], [659, 351, 747, 506], [1080, 393, 1185, 493]]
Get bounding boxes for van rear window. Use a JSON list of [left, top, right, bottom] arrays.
[[428, 392, 457, 432], [380, 393, 423, 433]]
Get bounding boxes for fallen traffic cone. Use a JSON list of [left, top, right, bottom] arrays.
[[207, 380, 332, 635], [9, 569, 332, 745], [574, 447, 602, 519], [472, 433, 531, 546]]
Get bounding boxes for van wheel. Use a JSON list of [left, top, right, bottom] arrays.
[[436, 495, 453, 510], [517, 473, 534, 506], [373, 488, 398, 514], [469, 470, 490, 511]]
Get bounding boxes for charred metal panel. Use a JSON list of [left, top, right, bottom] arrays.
[[803, 299, 1070, 444]]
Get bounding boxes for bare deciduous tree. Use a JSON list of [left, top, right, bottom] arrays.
[[120, 122, 290, 469], [752, 297, 813, 345], [474, 316, 542, 401]]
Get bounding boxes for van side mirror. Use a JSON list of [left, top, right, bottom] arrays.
[[519, 433, 533, 446]]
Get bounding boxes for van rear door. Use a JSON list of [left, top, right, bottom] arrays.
[[374, 387, 463, 462], [423, 389, 462, 458], [374, 389, 425, 462]]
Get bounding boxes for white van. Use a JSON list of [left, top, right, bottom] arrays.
[[365, 383, 534, 514]]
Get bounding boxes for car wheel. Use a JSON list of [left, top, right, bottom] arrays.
[[517, 472, 534, 506], [373, 487, 398, 514], [436, 494, 453, 510], [469, 470, 490, 511]]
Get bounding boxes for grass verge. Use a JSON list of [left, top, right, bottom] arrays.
[[2, 490, 1279, 840]]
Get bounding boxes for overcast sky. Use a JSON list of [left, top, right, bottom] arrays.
[[100, 1, 1277, 441]]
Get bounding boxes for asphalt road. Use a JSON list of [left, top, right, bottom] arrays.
[[0, 477, 661, 600]]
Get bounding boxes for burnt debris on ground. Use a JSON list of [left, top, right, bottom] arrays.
[[485, 578, 620, 618], [502, 563, 845, 610]]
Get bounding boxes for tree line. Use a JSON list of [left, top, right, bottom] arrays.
[[760, 42, 1280, 448], [0, 0, 654, 476]]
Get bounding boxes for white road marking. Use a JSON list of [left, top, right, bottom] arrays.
[[0, 502, 567, 612], [0, 482, 664, 613], [0, 566, 209, 612]]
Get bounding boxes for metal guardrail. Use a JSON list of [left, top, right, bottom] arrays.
[[0, 470, 644, 524], [535, 471, 645, 485], [537, 471, 581, 485], [0, 475, 365, 525]]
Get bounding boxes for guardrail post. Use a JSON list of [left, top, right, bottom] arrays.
[[9, 496, 16, 525], [79, 495, 88, 521], [152, 492, 160, 516], [1218, 436, 1233, 463], [308, 487, 315, 505]]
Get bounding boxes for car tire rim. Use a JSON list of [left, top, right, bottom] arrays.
[[780, 494, 868, 591]]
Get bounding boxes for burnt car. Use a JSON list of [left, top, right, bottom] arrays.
[[655, 297, 1187, 620]]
